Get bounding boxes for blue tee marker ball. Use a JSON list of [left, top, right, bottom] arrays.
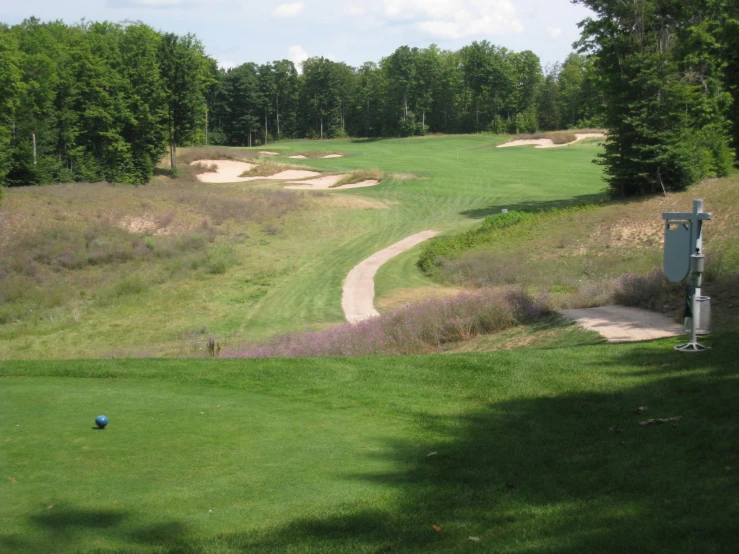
[[95, 415, 109, 429]]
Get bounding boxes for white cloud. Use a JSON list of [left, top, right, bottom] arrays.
[[272, 2, 304, 18], [346, 6, 366, 16], [382, 0, 522, 39], [289, 45, 310, 70], [547, 26, 563, 39], [218, 60, 237, 70]]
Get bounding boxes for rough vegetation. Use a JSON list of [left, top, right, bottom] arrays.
[[331, 169, 384, 187], [229, 288, 550, 358]]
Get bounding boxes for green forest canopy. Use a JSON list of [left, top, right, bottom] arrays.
[[0, 1, 737, 195]]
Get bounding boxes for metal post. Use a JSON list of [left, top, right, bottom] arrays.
[[673, 200, 710, 352]]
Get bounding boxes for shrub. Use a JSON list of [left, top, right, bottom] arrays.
[[613, 270, 682, 311], [417, 210, 542, 272], [227, 287, 551, 358]]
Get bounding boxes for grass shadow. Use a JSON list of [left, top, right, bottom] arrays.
[[2, 508, 191, 553], [460, 193, 607, 220], [198, 333, 739, 552]]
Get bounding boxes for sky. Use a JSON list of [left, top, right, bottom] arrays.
[[2, 1, 596, 71]]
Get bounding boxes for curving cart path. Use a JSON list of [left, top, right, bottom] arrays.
[[342, 231, 439, 324]]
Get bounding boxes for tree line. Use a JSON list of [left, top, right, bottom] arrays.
[[0, 18, 216, 188], [209, 46, 602, 145], [1, 3, 738, 198]]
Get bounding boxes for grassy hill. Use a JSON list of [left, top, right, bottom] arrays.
[[2, 136, 737, 552], [0, 135, 606, 359]]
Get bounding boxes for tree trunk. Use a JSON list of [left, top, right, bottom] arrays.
[[320, 117, 323, 140], [265, 113, 268, 145], [205, 103, 209, 146], [168, 116, 175, 172], [32, 132, 37, 166], [403, 93, 408, 119]]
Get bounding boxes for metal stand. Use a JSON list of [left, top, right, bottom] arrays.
[[674, 341, 711, 352], [663, 200, 712, 353]]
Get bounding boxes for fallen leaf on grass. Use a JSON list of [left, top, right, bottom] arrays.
[[468, 536, 481, 542], [640, 417, 682, 426], [432, 525, 441, 532], [426, 452, 438, 458], [47, 504, 54, 510], [634, 406, 648, 415]]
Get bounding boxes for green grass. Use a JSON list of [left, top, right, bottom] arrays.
[[1, 332, 737, 552], [0, 135, 606, 358]]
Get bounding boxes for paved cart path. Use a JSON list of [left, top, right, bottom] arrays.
[[343, 231, 439, 324], [559, 306, 684, 342]]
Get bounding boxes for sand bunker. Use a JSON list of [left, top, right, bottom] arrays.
[[559, 306, 683, 342], [264, 170, 320, 180], [191, 159, 255, 183], [343, 231, 439, 324], [497, 133, 605, 149], [284, 175, 380, 190], [192, 161, 319, 183], [322, 154, 344, 158], [287, 154, 307, 159], [260, 151, 279, 156]]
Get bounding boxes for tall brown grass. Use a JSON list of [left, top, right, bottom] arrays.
[[331, 169, 384, 188]]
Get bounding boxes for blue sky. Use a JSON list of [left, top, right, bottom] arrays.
[[3, 1, 595, 70]]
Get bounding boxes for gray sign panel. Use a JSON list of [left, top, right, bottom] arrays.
[[664, 222, 691, 282]]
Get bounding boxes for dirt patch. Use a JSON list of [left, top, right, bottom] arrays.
[[610, 220, 663, 248], [497, 133, 606, 149], [191, 160, 255, 183], [558, 306, 684, 342], [342, 231, 440, 324]]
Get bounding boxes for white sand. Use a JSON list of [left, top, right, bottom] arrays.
[[343, 231, 439, 324], [191, 159, 255, 183], [322, 154, 345, 158], [192, 161, 320, 183], [285, 177, 380, 191], [497, 133, 606, 149], [260, 151, 279, 155], [287, 154, 307, 159], [265, 170, 320, 180], [558, 306, 683, 342]]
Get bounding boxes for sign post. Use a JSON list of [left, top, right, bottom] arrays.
[[662, 200, 712, 352]]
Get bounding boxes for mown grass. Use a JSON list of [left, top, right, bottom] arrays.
[[0, 136, 606, 358], [1, 334, 737, 552]]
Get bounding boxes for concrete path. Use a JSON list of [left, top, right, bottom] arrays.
[[558, 306, 684, 342], [342, 231, 439, 324]]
